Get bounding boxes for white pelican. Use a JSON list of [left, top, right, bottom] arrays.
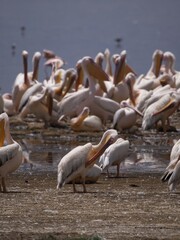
[[134, 49, 163, 91], [57, 129, 118, 193], [12, 51, 41, 112], [112, 101, 143, 132], [103, 51, 130, 103], [0, 112, 23, 192], [12, 50, 30, 112], [104, 48, 113, 78], [69, 164, 102, 184], [75, 56, 109, 96], [57, 57, 120, 123], [99, 138, 129, 177], [144, 49, 163, 79], [142, 92, 180, 132], [162, 51, 180, 90], [94, 52, 104, 69], [125, 72, 153, 112], [70, 106, 104, 132], [50, 68, 77, 101], [2, 93, 16, 116], [161, 139, 180, 191], [19, 87, 57, 126]]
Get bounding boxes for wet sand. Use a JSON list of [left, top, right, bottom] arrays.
[[0, 171, 180, 240]]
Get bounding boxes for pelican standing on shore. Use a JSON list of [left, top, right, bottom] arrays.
[[161, 139, 180, 191], [0, 112, 23, 192], [57, 129, 118, 193], [99, 138, 129, 177]]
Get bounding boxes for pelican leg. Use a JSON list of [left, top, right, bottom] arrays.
[[72, 180, 77, 193], [82, 178, 87, 193], [2, 177, 7, 193], [107, 168, 111, 178], [116, 164, 120, 178], [162, 119, 167, 132]]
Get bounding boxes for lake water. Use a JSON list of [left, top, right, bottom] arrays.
[[1, 0, 180, 93]]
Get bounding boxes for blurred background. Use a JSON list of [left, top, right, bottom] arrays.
[[1, 0, 180, 93]]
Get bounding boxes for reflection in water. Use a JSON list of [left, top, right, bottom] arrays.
[[17, 129, 179, 175]]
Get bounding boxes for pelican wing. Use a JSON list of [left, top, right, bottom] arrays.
[[58, 143, 92, 185], [168, 160, 180, 187], [152, 98, 175, 116], [0, 143, 20, 167], [18, 82, 43, 112]]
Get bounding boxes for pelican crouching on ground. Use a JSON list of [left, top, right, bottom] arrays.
[[142, 92, 180, 132], [161, 139, 180, 192], [70, 106, 104, 132], [57, 129, 118, 193], [0, 112, 23, 192]]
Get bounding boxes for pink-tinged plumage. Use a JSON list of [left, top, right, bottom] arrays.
[[99, 138, 129, 177], [161, 139, 180, 191], [57, 129, 118, 193], [0, 112, 23, 192], [142, 92, 180, 132]]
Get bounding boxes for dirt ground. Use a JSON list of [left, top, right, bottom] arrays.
[[0, 112, 180, 240], [0, 171, 180, 240]]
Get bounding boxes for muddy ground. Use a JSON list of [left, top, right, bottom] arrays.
[[0, 171, 180, 240], [0, 114, 180, 240]]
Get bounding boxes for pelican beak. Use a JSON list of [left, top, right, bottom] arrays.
[[32, 52, 41, 81], [155, 50, 163, 77], [125, 73, 136, 106], [125, 64, 137, 77], [62, 72, 77, 97], [22, 50, 28, 84], [86, 58, 109, 93], [0, 118, 5, 147], [113, 53, 126, 85], [72, 107, 89, 127], [75, 63, 84, 91], [85, 130, 118, 167]]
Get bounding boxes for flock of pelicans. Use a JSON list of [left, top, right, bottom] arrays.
[[0, 48, 180, 193]]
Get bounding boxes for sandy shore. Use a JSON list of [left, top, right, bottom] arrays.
[[0, 171, 180, 240]]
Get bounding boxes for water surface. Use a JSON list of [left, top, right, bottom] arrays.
[[1, 0, 180, 93]]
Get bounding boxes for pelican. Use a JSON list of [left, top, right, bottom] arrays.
[[161, 139, 180, 191], [144, 49, 163, 79], [134, 49, 163, 91], [12, 51, 41, 112], [57, 57, 120, 123], [142, 92, 180, 132], [125, 72, 153, 112], [112, 101, 143, 132], [50, 68, 77, 101], [99, 138, 129, 177], [2, 93, 16, 116], [103, 51, 130, 103], [161, 51, 180, 90], [104, 48, 113, 78], [57, 129, 118, 193], [0, 112, 23, 192], [69, 164, 102, 184], [19, 87, 57, 126], [70, 106, 104, 132]]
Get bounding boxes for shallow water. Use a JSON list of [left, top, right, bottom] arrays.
[[11, 114, 179, 175]]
